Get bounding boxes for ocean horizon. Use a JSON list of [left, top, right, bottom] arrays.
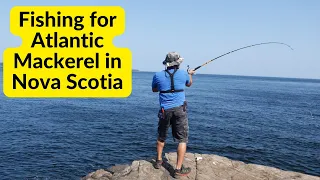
[[1, 62, 319, 81]]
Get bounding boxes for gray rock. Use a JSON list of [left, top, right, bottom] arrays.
[[81, 152, 320, 180], [81, 169, 112, 180], [108, 164, 130, 174]]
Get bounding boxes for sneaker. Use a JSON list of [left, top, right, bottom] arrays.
[[174, 165, 191, 177], [154, 160, 163, 169]]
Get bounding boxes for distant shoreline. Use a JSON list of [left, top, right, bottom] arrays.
[[135, 70, 320, 81], [0, 63, 318, 81]]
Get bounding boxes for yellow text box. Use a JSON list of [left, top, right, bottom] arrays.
[[3, 6, 132, 98]]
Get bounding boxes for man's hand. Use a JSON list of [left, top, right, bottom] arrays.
[[186, 69, 195, 87], [188, 69, 195, 75]]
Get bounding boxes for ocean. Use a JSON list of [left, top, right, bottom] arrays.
[[0, 65, 319, 179]]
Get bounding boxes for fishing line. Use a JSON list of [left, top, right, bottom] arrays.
[[187, 42, 294, 72]]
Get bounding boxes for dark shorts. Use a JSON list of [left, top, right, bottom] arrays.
[[157, 105, 189, 143]]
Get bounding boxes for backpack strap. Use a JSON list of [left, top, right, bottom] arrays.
[[160, 68, 184, 93]]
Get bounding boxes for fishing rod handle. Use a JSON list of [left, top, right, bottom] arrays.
[[193, 66, 201, 71]]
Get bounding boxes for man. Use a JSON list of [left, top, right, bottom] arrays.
[[151, 52, 195, 177]]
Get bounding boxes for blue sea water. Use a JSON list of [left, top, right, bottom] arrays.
[[0, 65, 319, 179]]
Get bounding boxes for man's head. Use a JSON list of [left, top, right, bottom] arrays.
[[163, 52, 184, 68]]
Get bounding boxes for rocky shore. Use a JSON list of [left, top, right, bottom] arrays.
[[81, 152, 320, 180]]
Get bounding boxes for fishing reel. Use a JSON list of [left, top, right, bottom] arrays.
[[187, 65, 196, 75]]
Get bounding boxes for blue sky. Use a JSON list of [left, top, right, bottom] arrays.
[[1, 0, 319, 79]]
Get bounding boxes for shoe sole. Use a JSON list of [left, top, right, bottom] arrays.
[[174, 172, 191, 178], [154, 162, 163, 169]]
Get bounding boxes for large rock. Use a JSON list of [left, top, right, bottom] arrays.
[[81, 152, 320, 180]]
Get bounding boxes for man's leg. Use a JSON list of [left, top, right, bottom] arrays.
[[157, 140, 165, 161], [154, 109, 171, 169], [176, 142, 186, 169], [172, 106, 191, 176]]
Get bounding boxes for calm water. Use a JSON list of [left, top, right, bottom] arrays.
[[0, 65, 319, 179]]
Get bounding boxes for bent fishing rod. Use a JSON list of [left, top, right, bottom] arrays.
[[187, 42, 293, 72]]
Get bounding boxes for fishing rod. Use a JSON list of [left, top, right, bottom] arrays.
[[187, 42, 293, 72]]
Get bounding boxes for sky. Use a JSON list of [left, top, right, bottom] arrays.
[[1, 0, 319, 79]]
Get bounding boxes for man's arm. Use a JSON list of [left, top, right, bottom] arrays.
[[152, 74, 159, 92], [186, 70, 195, 87]]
